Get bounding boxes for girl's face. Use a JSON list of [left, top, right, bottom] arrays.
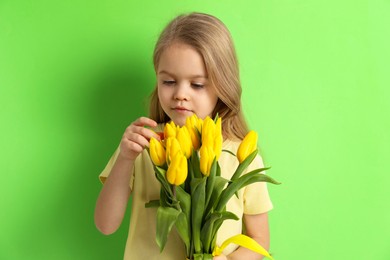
[[157, 42, 218, 126]]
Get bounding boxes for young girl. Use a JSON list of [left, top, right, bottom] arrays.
[[95, 12, 273, 260]]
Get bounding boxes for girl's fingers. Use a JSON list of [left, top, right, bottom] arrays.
[[127, 132, 150, 148], [122, 138, 144, 153], [132, 117, 158, 128], [127, 122, 161, 141], [124, 119, 160, 145], [119, 117, 160, 160]]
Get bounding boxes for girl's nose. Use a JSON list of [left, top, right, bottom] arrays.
[[174, 84, 189, 101]]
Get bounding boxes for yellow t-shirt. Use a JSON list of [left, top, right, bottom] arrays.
[[99, 127, 273, 260]]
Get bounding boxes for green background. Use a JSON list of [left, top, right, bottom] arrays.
[[1, 0, 389, 259]]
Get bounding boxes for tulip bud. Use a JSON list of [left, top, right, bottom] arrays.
[[165, 137, 181, 165], [176, 126, 193, 158], [186, 114, 197, 127], [237, 130, 258, 163], [201, 116, 223, 160], [164, 121, 177, 139], [202, 117, 216, 148], [185, 115, 201, 150], [149, 137, 166, 166], [166, 152, 188, 186], [199, 145, 215, 176]]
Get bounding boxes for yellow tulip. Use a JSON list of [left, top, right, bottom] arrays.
[[201, 116, 223, 159], [165, 137, 181, 165], [185, 115, 201, 150], [149, 137, 166, 166], [201, 117, 216, 148], [197, 117, 203, 133], [215, 117, 221, 136], [176, 126, 193, 158], [237, 130, 258, 163], [164, 121, 177, 139], [186, 114, 196, 127], [166, 152, 188, 186], [212, 234, 274, 260], [214, 118, 222, 159], [188, 114, 203, 131], [199, 145, 215, 176], [214, 135, 222, 160], [193, 116, 203, 136]]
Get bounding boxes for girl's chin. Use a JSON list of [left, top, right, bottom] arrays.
[[170, 116, 190, 127], [171, 119, 186, 127]]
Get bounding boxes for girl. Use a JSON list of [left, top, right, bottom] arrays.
[[95, 12, 273, 260]]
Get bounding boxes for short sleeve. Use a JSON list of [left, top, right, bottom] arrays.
[[98, 147, 135, 190], [243, 154, 273, 215]]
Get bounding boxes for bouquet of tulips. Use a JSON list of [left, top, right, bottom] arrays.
[[146, 114, 280, 260]]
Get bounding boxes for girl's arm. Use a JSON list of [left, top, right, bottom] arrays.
[[94, 155, 133, 235], [214, 212, 270, 260], [94, 117, 159, 235]]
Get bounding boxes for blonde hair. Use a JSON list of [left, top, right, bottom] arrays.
[[149, 12, 249, 140]]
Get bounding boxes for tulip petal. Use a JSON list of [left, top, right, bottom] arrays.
[[166, 152, 188, 186], [237, 131, 258, 163], [150, 137, 166, 166], [177, 126, 193, 158], [213, 234, 274, 259], [200, 145, 215, 176], [164, 121, 177, 139]]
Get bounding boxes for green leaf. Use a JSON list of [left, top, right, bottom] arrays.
[[240, 171, 281, 189], [160, 186, 180, 208], [194, 253, 213, 260], [191, 177, 206, 254], [208, 211, 239, 253], [215, 168, 278, 212], [176, 185, 192, 256], [154, 166, 174, 198], [222, 149, 236, 157], [160, 186, 170, 207], [229, 149, 258, 182], [205, 158, 217, 213], [175, 212, 191, 256], [200, 211, 239, 253], [186, 156, 194, 193], [216, 161, 221, 177], [200, 212, 221, 253], [204, 176, 229, 219], [213, 113, 219, 123], [191, 150, 202, 179], [176, 186, 191, 221], [156, 206, 181, 252]]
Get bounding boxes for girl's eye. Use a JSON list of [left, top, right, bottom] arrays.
[[191, 83, 204, 89], [163, 80, 175, 86]]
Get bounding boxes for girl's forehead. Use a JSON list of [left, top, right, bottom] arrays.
[[159, 70, 207, 79], [157, 43, 208, 78]]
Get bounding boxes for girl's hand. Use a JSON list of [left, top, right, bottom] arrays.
[[213, 254, 228, 260], [119, 117, 160, 161]]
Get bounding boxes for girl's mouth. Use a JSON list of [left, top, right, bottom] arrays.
[[173, 107, 191, 113]]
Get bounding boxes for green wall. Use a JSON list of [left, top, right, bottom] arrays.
[[1, 0, 389, 259]]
